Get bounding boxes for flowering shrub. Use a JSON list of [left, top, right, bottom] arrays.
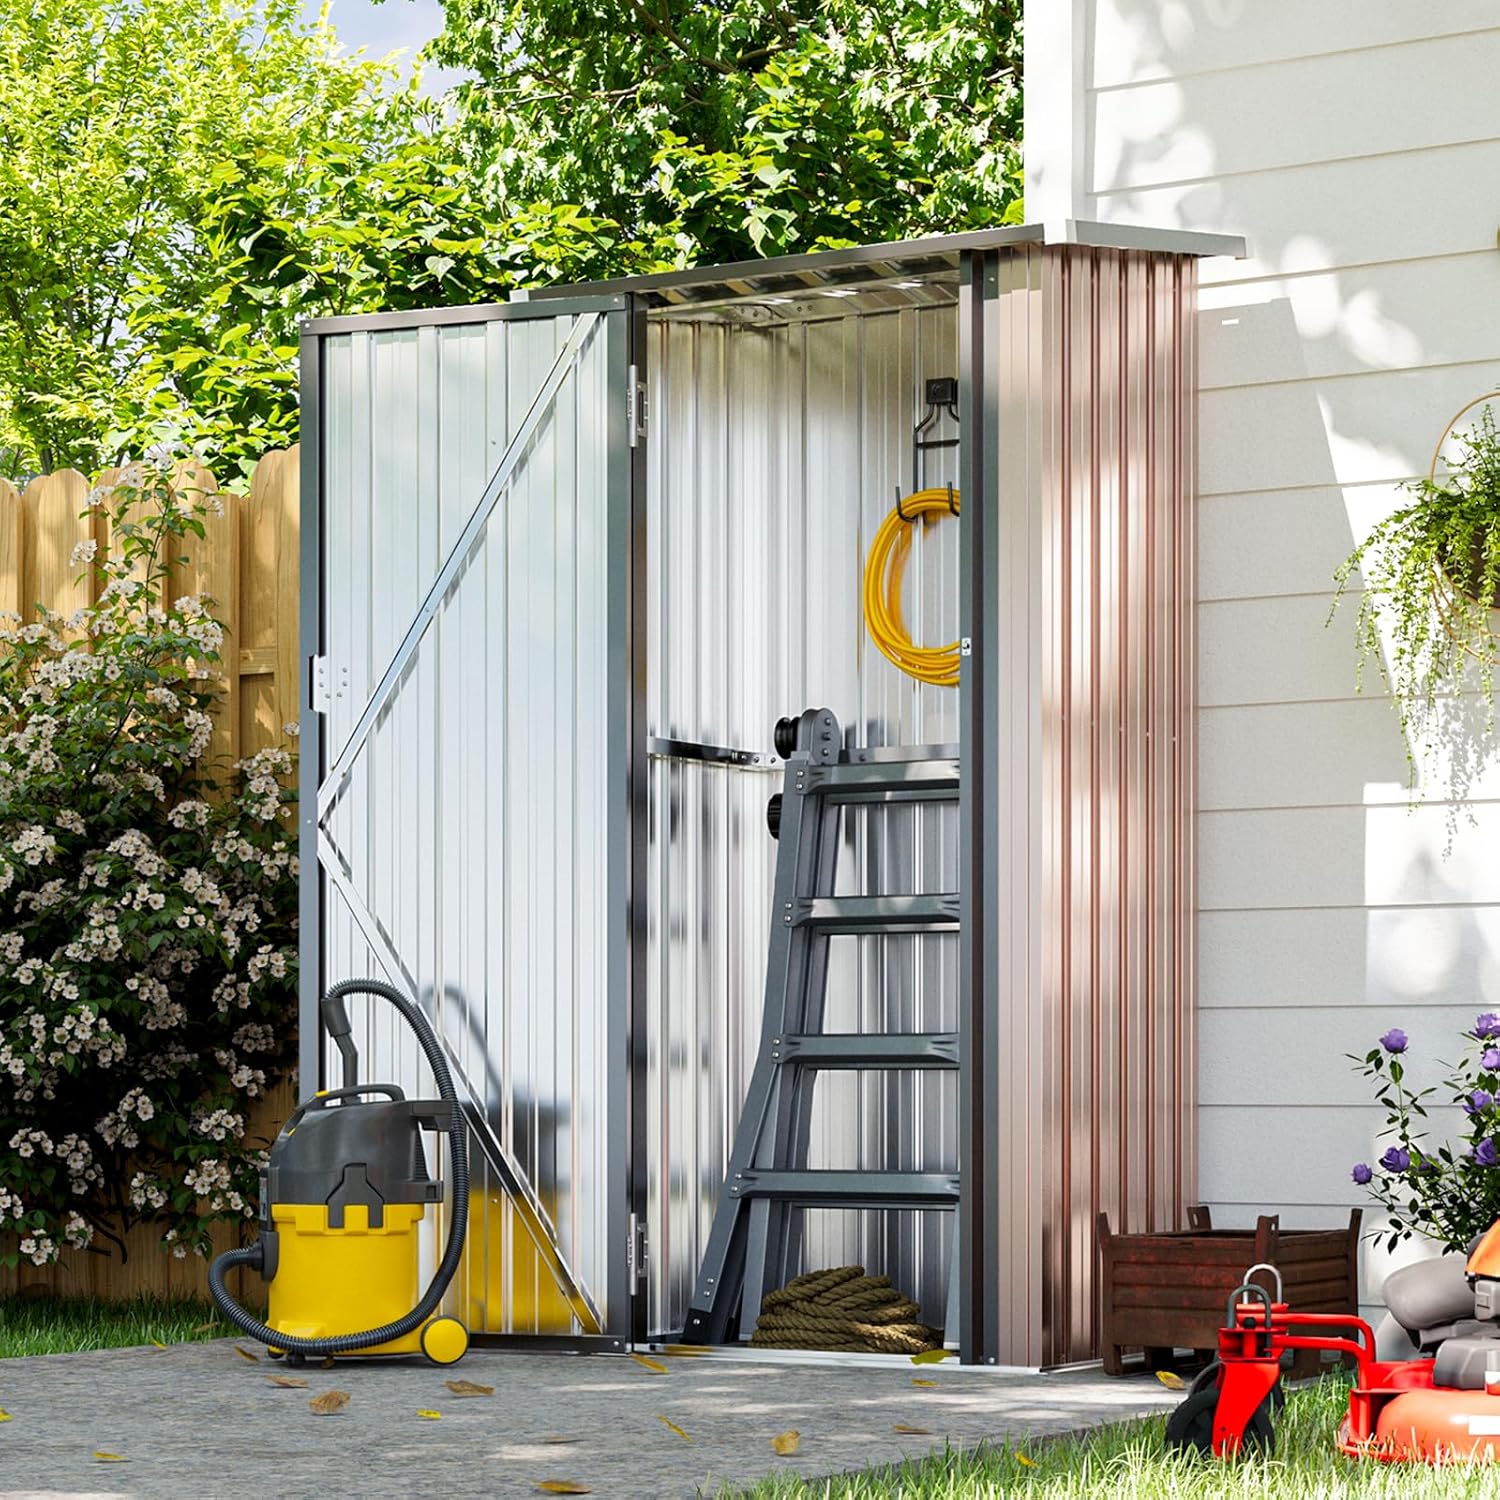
[[1350, 1014, 1500, 1253], [0, 455, 296, 1268]]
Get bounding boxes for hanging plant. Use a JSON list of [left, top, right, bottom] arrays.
[[1331, 394, 1500, 800]]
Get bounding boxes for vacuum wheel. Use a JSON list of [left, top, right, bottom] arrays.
[[266, 1346, 285, 1361], [420, 1316, 469, 1366], [1165, 1384, 1276, 1458]]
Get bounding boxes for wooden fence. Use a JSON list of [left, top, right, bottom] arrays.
[[0, 446, 300, 1301]]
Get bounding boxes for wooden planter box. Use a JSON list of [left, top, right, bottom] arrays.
[[1097, 1206, 1362, 1376]]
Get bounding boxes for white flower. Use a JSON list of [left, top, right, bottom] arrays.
[[68, 538, 98, 569]]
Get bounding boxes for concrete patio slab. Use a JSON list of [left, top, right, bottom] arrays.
[[0, 1340, 1179, 1497]]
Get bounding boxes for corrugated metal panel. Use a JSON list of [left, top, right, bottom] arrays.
[[644, 307, 963, 1338], [994, 246, 1198, 1367], [316, 313, 621, 1335]]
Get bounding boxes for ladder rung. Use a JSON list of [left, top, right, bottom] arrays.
[[792, 894, 959, 933], [727, 1170, 960, 1207], [794, 757, 960, 801], [775, 1033, 958, 1069]]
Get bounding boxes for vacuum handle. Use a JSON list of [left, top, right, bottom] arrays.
[[283, 1084, 406, 1134]]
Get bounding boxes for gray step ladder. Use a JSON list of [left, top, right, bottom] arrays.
[[681, 707, 960, 1346]]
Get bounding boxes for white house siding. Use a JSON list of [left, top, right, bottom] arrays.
[[1030, 0, 1500, 1320]]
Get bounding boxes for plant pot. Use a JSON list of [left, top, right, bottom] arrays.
[[1437, 533, 1500, 608]]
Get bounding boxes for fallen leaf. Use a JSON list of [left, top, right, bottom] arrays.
[[191, 1321, 218, 1334], [771, 1429, 801, 1456], [534, 1483, 591, 1495], [444, 1379, 495, 1397], [1155, 1370, 1186, 1391], [267, 1375, 309, 1389], [93, 1451, 128, 1463], [0, 1409, 11, 1421], [630, 1353, 668, 1375], [541, 1436, 579, 1445], [656, 1414, 691, 1443], [661, 1344, 707, 1358], [309, 1390, 351, 1415], [149, 1339, 167, 1350], [910, 1349, 955, 1365], [892, 1423, 931, 1435], [234, 1345, 259, 1362], [1016, 1453, 1037, 1468], [912, 1378, 938, 1388], [417, 1409, 442, 1420], [320, 1356, 336, 1370]]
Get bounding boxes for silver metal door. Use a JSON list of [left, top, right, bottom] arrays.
[[298, 296, 638, 1344]]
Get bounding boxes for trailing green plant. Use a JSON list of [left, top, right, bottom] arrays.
[[1348, 1016, 1500, 1254], [0, 449, 297, 1269], [1331, 403, 1500, 799]]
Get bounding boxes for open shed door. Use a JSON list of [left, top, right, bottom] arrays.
[[299, 296, 641, 1347]]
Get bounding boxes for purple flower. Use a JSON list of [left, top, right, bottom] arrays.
[[1351, 1163, 1373, 1185], [1477, 1139, 1499, 1168], [1379, 1146, 1411, 1172], [1380, 1028, 1409, 1054], [1477, 1014, 1500, 1039], [1485, 1049, 1500, 1071], [1469, 1090, 1496, 1115]]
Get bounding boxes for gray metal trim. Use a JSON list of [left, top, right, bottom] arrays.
[[728, 1171, 961, 1205], [528, 222, 1241, 304], [299, 294, 628, 337], [624, 299, 652, 1348], [317, 311, 604, 820], [468, 1333, 630, 1354], [1049, 218, 1247, 259], [794, 894, 960, 933], [297, 330, 324, 1103], [777, 1033, 960, 1069], [957, 249, 1002, 1365]]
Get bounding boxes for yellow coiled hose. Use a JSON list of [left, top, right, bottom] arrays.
[[861, 487, 961, 687]]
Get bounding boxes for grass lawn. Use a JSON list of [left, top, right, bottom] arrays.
[[0, 1295, 234, 1357], [737, 1377, 1500, 1498]]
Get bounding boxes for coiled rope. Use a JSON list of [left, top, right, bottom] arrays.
[[861, 487, 962, 687], [749, 1265, 940, 1354]]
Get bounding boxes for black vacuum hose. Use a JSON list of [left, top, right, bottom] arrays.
[[208, 978, 468, 1355]]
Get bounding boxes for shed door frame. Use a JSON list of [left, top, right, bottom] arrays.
[[298, 293, 646, 1349]]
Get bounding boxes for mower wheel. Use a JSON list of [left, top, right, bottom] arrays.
[[1186, 1361, 1286, 1412], [1165, 1386, 1275, 1459]]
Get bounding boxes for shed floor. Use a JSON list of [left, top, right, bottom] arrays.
[[0, 1340, 1178, 1497]]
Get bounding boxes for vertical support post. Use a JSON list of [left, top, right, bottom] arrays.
[[957, 250, 1004, 1366], [624, 298, 651, 1348], [297, 329, 325, 1104]]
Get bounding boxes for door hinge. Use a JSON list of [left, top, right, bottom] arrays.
[[309, 655, 348, 715], [627, 1212, 648, 1282], [627, 364, 647, 447]]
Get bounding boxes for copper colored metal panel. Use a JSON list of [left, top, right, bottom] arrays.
[[985, 246, 1198, 1368], [1051, 246, 1197, 1368]]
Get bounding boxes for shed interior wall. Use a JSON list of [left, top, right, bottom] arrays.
[[643, 296, 966, 1339]]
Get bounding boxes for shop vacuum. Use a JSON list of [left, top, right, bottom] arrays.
[[208, 979, 469, 1366]]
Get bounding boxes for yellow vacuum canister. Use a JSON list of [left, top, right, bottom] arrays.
[[208, 979, 469, 1367]]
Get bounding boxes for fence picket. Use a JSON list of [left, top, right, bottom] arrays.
[[22, 470, 94, 620], [0, 477, 24, 617]]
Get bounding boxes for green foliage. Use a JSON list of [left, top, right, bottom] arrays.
[[0, 1294, 234, 1356], [0, 455, 297, 1267], [1348, 1014, 1500, 1254], [431, 0, 1024, 275], [0, 0, 512, 479], [1331, 405, 1500, 802]]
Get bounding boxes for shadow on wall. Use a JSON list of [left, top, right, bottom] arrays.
[[1090, 0, 1500, 1298]]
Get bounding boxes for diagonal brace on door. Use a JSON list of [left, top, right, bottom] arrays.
[[316, 832, 605, 1335], [316, 310, 603, 823]]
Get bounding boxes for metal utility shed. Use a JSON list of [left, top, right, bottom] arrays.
[[298, 219, 1244, 1370]]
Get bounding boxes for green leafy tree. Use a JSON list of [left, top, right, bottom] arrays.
[[0, 0, 511, 478], [431, 0, 1024, 272]]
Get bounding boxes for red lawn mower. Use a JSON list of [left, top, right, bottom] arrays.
[[1167, 1222, 1500, 1464]]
